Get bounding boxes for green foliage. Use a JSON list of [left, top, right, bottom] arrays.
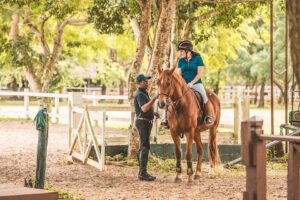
[[0, 35, 42, 68], [93, 57, 126, 87], [227, 0, 292, 87], [88, 0, 126, 34], [43, 0, 78, 19]]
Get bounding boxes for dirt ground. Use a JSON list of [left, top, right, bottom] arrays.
[[0, 121, 287, 200]]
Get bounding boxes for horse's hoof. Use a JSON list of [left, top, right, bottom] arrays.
[[193, 174, 201, 180], [208, 167, 216, 178], [187, 178, 193, 185], [174, 177, 182, 183], [208, 172, 216, 178]]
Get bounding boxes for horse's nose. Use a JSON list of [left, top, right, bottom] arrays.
[[158, 101, 165, 108]]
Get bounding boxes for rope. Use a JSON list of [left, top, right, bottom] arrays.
[[33, 107, 47, 131]]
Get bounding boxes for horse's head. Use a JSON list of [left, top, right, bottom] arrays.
[[156, 65, 177, 108]]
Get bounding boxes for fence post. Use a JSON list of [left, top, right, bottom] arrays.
[[68, 92, 83, 149], [288, 142, 300, 200], [34, 107, 49, 189], [242, 116, 266, 200], [24, 88, 30, 119], [101, 112, 106, 170], [234, 96, 242, 143], [92, 91, 99, 127], [242, 96, 250, 121], [54, 91, 60, 124]]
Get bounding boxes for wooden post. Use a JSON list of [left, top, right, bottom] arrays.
[[83, 106, 88, 155], [92, 91, 98, 127], [242, 116, 266, 200], [67, 93, 72, 149], [24, 88, 29, 119], [234, 96, 242, 143], [242, 97, 250, 122], [54, 91, 59, 124], [101, 112, 106, 170], [34, 107, 49, 189], [68, 92, 83, 149], [288, 142, 300, 200]]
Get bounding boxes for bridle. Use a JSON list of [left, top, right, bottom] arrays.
[[158, 75, 192, 138], [158, 76, 191, 107]]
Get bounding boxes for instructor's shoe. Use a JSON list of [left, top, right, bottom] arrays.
[[139, 173, 156, 181]]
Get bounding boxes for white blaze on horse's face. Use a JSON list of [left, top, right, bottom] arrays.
[[157, 71, 172, 108]]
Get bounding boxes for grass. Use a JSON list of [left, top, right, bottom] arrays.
[[45, 184, 81, 200], [25, 176, 81, 200]]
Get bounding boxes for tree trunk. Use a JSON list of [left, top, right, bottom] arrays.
[[273, 79, 285, 104], [9, 13, 19, 41], [170, 12, 178, 69], [288, 0, 300, 89], [253, 85, 258, 105], [118, 80, 124, 104], [101, 85, 107, 95], [130, 17, 152, 56], [147, 0, 176, 96], [258, 81, 265, 107], [214, 69, 221, 95], [127, 0, 152, 158], [162, 0, 177, 69], [23, 67, 43, 92]]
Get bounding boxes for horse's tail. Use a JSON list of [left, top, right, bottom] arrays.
[[208, 91, 221, 167], [208, 127, 220, 167]]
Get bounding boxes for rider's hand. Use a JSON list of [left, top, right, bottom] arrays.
[[187, 82, 193, 88]]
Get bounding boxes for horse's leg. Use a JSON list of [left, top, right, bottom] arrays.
[[193, 128, 202, 180], [185, 129, 194, 183], [170, 130, 182, 182], [208, 126, 219, 177]]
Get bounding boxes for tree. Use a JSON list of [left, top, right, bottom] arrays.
[[0, 0, 88, 92], [288, 0, 300, 89]]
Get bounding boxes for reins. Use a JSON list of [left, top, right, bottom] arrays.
[[158, 77, 192, 138]]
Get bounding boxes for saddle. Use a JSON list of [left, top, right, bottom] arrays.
[[191, 89, 205, 126]]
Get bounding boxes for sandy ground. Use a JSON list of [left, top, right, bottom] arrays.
[[0, 121, 287, 200]]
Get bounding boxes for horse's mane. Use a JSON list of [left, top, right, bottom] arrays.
[[164, 69, 187, 88]]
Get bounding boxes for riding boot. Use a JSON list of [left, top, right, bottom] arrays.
[[204, 102, 214, 126], [160, 106, 169, 129], [138, 147, 156, 181]]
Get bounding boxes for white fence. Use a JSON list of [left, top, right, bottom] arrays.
[[0, 90, 250, 143]]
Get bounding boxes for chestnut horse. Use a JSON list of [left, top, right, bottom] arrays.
[[157, 65, 221, 182]]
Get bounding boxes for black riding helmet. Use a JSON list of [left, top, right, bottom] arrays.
[[177, 40, 193, 51]]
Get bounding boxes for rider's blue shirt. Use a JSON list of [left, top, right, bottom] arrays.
[[178, 54, 204, 84]]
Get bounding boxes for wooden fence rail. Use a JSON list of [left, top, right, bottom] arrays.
[[242, 116, 300, 200], [0, 90, 250, 142]]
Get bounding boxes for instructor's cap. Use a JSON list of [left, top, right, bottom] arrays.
[[135, 74, 151, 83]]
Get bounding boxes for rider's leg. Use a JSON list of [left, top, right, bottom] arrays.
[[191, 83, 214, 125]]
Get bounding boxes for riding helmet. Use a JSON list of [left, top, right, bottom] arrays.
[[177, 40, 193, 51]]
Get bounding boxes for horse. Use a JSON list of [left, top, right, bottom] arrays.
[[156, 65, 221, 183]]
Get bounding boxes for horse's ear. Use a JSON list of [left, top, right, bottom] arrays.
[[157, 65, 162, 74], [168, 65, 176, 75]]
